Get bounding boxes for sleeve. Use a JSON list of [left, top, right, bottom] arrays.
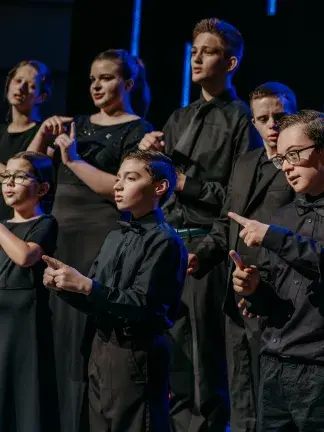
[[193, 179, 231, 276], [175, 112, 261, 207], [122, 120, 153, 158], [243, 247, 294, 319], [261, 224, 324, 281], [26, 216, 58, 255], [87, 235, 187, 325]]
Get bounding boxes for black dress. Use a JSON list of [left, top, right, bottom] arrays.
[[0, 123, 41, 220], [0, 214, 59, 432], [50, 115, 152, 432]]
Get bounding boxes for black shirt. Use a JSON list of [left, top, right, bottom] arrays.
[[246, 195, 324, 364], [162, 89, 262, 229], [59, 208, 188, 332], [0, 214, 58, 289]]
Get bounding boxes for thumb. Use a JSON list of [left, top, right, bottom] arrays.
[[229, 250, 245, 270], [70, 121, 76, 140], [42, 255, 64, 270]]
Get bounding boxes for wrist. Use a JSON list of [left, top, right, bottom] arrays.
[[81, 277, 93, 295]]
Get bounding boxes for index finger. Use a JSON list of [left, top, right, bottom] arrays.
[[42, 255, 64, 270], [228, 212, 249, 227], [58, 116, 74, 123], [69, 121, 76, 140], [229, 250, 245, 270]]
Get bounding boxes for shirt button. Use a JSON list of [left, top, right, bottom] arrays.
[[308, 218, 312, 223], [273, 338, 277, 343], [294, 280, 299, 284]]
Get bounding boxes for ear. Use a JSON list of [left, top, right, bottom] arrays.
[[155, 179, 169, 199], [37, 182, 50, 198], [125, 79, 134, 92], [227, 56, 238, 74]]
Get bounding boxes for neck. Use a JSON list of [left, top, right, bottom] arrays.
[[11, 106, 40, 128], [12, 204, 44, 222], [131, 203, 158, 220], [263, 141, 277, 159], [201, 76, 232, 101], [100, 99, 135, 118]]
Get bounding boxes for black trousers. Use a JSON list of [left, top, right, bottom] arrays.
[[88, 330, 170, 432], [167, 237, 229, 432], [226, 314, 261, 432], [258, 355, 324, 431]]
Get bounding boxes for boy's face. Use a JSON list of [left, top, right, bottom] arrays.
[[191, 33, 231, 85], [251, 96, 294, 148], [114, 158, 167, 218], [277, 124, 324, 195]]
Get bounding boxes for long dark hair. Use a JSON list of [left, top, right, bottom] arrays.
[[10, 151, 56, 214], [93, 49, 151, 119]]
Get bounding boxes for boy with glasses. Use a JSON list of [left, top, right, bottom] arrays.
[[228, 109, 324, 430]]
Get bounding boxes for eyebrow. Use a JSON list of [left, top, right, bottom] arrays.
[[116, 171, 141, 177]]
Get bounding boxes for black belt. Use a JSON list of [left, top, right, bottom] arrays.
[[176, 228, 210, 239]]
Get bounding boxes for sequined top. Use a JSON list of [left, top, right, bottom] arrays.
[[56, 115, 153, 185]]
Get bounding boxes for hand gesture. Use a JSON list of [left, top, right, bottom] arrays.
[[237, 298, 260, 319], [138, 131, 165, 151], [187, 253, 200, 275], [54, 122, 79, 165], [228, 212, 269, 247], [39, 115, 73, 138], [229, 250, 260, 296], [42, 255, 91, 295]]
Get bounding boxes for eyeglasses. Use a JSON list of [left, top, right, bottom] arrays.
[[272, 144, 317, 169], [0, 172, 39, 184]]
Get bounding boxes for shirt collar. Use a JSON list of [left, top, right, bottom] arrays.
[[118, 208, 165, 233], [196, 88, 238, 109]]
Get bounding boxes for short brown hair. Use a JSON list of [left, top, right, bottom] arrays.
[[123, 149, 177, 206], [250, 82, 297, 112], [193, 18, 244, 64], [279, 110, 324, 149]]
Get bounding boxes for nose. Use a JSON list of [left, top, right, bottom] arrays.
[[93, 80, 102, 91], [282, 159, 294, 173], [192, 52, 202, 64], [18, 81, 28, 93], [114, 179, 123, 191]]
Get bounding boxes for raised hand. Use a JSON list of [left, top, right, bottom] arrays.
[[138, 131, 165, 151], [54, 121, 79, 164], [229, 250, 260, 296], [42, 255, 91, 294], [39, 115, 73, 138], [228, 212, 269, 247]]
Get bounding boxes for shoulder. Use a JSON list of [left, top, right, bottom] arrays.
[[229, 99, 253, 122], [0, 123, 8, 135], [151, 223, 188, 256], [125, 119, 153, 135], [165, 101, 200, 127], [236, 147, 263, 165], [31, 214, 58, 231]]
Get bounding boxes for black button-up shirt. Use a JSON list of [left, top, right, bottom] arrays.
[[246, 195, 324, 364], [162, 89, 261, 229], [59, 208, 188, 333]]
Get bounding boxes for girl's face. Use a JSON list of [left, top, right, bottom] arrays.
[[7, 64, 44, 112], [89, 59, 132, 110], [1, 158, 47, 211]]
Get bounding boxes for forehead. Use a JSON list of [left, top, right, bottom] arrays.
[[192, 32, 223, 49], [118, 158, 148, 175], [277, 124, 312, 153], [6, 158, 32, 172], [13, 65, 39, 81], [252, 96, 288, 116], [90, 59, 120, 76]]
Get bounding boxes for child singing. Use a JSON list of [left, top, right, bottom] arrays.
[[0, 151, 58, 432]]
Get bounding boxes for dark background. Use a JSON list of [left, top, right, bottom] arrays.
[[1, 0, 323, 129]]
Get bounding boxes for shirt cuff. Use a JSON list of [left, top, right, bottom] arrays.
[[177, 176, 202, 200], [87, 280, 106, 306], [261, 224, 291, 254]]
